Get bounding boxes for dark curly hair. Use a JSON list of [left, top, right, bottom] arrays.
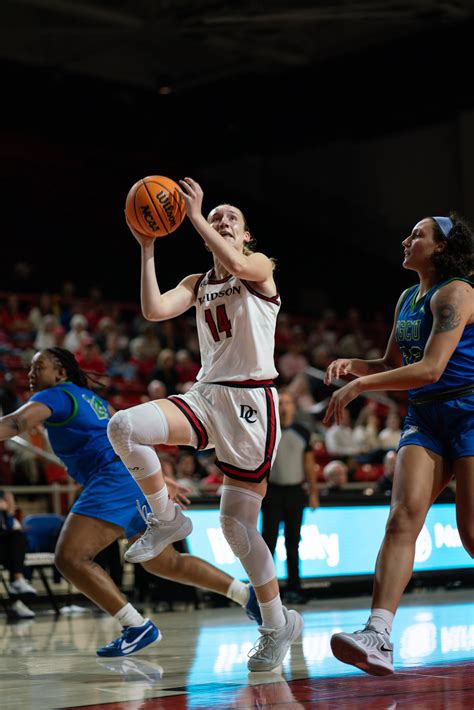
[[431, 212, 474, 280], [44, 347, 88, 388]]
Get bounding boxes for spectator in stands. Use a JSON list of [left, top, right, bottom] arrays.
[[147, 379, 167, 401], [0, 348, 262, 654], [277, 336, 309, 385], [378, 410, 403, 451], [28, 292, 57, 331], [75, 337, 107, 376], [324, 408, 360, 463], [157, 452, 177, 480], [1, 295, 33, 344], [353, 405, 381, 454], [6, 423, 47, 486], [175, 349, 200, 390], [199, 462, 224, 496], [374, 450, 397, 497], [320, 460, 349, 496], [129, 322, 162, 363], [175, 451, 204, 496], [63, 314, 89, 353], [104, 333, 137, 382], [148, 348, 179, 395], [0, 373, 22, 415], [94, 316, 116, 354], [33, 314, 62, 351], [83, 287, 106, 333], [0, 490, 37, 618]]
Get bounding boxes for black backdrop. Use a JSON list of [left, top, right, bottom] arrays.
[[2, 19, 474, 316]]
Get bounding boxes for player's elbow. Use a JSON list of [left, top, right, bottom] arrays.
[[423, 364, 443, 384], [228, 258, 247, 278], [142, 308, 165, 322]]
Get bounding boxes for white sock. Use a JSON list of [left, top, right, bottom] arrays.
[[114, 603, 146, 628], [259, 595, 285, 630], [369, 608, 394, 635], [226, 580, 250, 607], [146, 485, 176, 521]]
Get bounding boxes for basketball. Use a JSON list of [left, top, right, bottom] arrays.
[[125, 175, 186, 237]]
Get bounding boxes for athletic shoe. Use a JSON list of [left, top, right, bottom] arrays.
[[245, 584, 262, 625], [8, 579, 38, 596], [247, 607, 303, 672], [10, 600, 35, 619], [124, 503, 193, 563], [97, 657, 164, 685], [96, 619, 161, 657], [330, 623, 394, 676]]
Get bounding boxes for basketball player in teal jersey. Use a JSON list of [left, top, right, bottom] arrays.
[[0, 348, 261, 657], [324, 214, 473, 675]]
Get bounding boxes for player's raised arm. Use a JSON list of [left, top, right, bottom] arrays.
[[126, 217, 199, 321]]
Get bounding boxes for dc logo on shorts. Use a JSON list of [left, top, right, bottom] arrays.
[[240, 404, 257, 423]]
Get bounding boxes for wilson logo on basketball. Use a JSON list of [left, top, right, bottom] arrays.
[[156, 190, 177, 227], [140, 205, 159, 232]]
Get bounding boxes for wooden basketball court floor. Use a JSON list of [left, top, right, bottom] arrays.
[[1, 588, 473, 710]]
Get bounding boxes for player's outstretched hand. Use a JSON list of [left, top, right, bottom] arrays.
[[323, 380, 361, 426], [324, 358, 354, 385], [164, 475, 192, 509], [125, 214, 156, 247]]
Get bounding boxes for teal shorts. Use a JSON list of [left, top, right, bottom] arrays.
[[71, 463, 147, 539]]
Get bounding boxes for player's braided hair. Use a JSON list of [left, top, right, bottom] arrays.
[[45, 347, 89, 388]]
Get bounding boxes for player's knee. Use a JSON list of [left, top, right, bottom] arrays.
[[107, 409, 132, 457], [54, 548, 69, 575], [220, 514, 251, 559], [54, 547, 88, 578], [386, 503, 424, 539]]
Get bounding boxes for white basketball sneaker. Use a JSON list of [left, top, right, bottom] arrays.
[[247, 607, 304, 672], [330, 623, 394, 675], [124, 502, 193, 563]]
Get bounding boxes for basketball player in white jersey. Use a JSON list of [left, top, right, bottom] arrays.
[[107, 177, 303, 671]]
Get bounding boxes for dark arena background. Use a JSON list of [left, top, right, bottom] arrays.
[[0, 2, 473, 709]]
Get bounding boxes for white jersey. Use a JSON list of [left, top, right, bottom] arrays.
[[193, 269, 280, 383]]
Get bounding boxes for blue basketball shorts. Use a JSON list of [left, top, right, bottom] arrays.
[[71, 464, 147, 539], [397, 393, 474, 460]]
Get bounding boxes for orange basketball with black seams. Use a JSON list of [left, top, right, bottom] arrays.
[[125, 175, 186, 237]]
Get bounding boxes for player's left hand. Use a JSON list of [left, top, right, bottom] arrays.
[[323, 380, 361, 425], [308, 491, 320, 511]]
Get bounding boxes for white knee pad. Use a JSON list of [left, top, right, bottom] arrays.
[[220, 485, 276, 588], [107, 402, 170, 481]]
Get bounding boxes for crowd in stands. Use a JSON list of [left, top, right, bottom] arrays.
[[0, 284, 406, 499]]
